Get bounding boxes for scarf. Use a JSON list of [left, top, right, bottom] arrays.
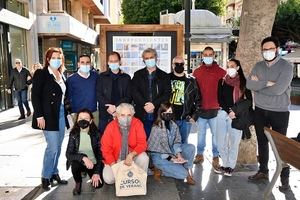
[[119, 126, 129, 161], [224, 74, 242, 103]]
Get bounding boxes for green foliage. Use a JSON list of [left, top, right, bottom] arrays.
[[121, 0, 226, 24]]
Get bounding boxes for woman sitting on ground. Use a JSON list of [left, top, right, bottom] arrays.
[[147, 102, 195, 185], [66, 108, 104, 195]]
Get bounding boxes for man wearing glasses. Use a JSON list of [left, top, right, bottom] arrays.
[[7, 58, 32, 120], [247, 36, 293, 191]]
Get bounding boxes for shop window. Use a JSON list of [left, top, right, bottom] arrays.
[[6, 0, 27, 18]]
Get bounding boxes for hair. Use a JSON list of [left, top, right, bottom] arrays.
[[142, 48, 158, 59], [44, 47, 65, 73], [70, 108, 98, 136], [203, 46, 215, 53], [79, 54, 91, 61], [261, 36, 279, 48], [116, 103, 135, 115], [228, 58, 247, 93], [172, 56, 184, 64], [15, 58, 22, 64], [107, 51, 121, 62], [153, 102, 174, 128]]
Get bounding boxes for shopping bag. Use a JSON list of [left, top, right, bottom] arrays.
[[112, 161, 147, 197]]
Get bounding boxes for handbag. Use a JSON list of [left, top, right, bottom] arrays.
[[112, 161, 147, 197], [231, 99, 253, 130]]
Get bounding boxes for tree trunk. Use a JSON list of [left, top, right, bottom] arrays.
[[236, 0, 279, 165]]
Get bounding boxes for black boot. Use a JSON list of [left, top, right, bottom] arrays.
[[72, 182, 82, 195], [50, 174, 68, 185], [279, 176, 290, 191], [41, 178, 50, 190]]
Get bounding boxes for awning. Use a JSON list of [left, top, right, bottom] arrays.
[[0, 8, 33, 30]]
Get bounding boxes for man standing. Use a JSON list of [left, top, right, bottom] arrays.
[[169, 56, 201, 144], [131, 48, 171, 138], [8, 58, 32, 120], [66, 55, 99, 125], [247, 36, 293, 191], [193, 47, 226, 170]]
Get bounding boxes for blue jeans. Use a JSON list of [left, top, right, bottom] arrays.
[[143, 114, 154, 139], [196, 114, 219, 157], [151, 144, 195, 180], [216, 110, 242, 169], [175, 120, 192, 144], [16, 90, 30, 116], [42, 105, 66, 179]]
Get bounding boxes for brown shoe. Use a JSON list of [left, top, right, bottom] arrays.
[[248, 172, 269, 181], [212, 157, 220, 169], [186, 174, 196, 185], [193, 154, 204, 164], [153, 167, 161, 181], [72, 182, 82, 195]]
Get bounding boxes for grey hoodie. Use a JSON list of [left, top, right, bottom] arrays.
[[246, 58, 293, 112]]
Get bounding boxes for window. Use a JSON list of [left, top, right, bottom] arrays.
[[62, 0, 71, 15]]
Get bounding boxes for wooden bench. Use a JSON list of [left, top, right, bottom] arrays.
[[263, 127, 300, 199]]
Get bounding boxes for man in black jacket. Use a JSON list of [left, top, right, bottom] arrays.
[[169, 56, 201, 144], [131, 48, 171, 138], [7, 58, 32, 120]]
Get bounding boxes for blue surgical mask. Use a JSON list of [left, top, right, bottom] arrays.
[[108, 63, 120, 71], [202, 57, 214, 65], [79, 65, 91, 74], [145, 59, 156, 68], [49, 59, 62, 69]]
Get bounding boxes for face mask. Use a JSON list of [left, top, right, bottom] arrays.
[[108, 63, 120, 71], [118, 116, 132, 127], [202, 57, 214, 65], [174, 63, 184, 74], [79, 65, 91, 74], [145, 59, 156, 68], [161, 113, 173, 121], [78, 119, 90, 129], [263, 50, 277, 61], [49, 59, 62, 69], [227, 68, 238, 78]]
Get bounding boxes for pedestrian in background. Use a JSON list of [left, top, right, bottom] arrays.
[[31, 47, 68, 190], [7, 58, 32, 120]]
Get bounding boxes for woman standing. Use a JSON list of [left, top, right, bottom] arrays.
[[215, 59, 252, 176], [31, 47, 68, 190], [66, 109, 104, 195], [147, 102, 195, 185]]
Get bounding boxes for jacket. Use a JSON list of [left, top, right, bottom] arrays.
[[169, 73, 202, 121], [8, 67, 31, 91], [96, 70, 131, 120], [131, 67, 171, 120], [65, 131, 103, 174], [31, 68, 67, 131], [101, 117, 147, 165]]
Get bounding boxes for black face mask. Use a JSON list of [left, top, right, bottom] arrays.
[[174, 63, 184, 74], [78, 120, 90, 129], [161, 113, 173, 122]]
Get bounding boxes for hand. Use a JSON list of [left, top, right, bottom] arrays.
[[82, 157, 94, 169], [189, 118, 195, 123], [27, 76, 31, 81], [6, 89, 11, 94], [228, 110, 236, 119], [124, 153, 134, 166], [266, 81, 275, 87], [250, 75, 259, 81], [37, 117, 45, 129], [176, 153, 185, 162], [91, 174, 102, 187], [105, 104, 116, 115], [144, 102, 155, 113]]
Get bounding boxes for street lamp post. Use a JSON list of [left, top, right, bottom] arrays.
[[184, 0, 191, 74]]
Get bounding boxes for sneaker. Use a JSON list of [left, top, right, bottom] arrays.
[[186, 174, 196, 185], [18, 115, 25, 120], [212, 157, 220, 169], [26, 111, 31, 117], [224, 167, 234, 177], [214, 166, 225, 174], [193, 154, 204, 164], [248, 172, 268, 181], [153, 167, 161, 181]]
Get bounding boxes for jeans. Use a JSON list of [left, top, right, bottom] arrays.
[[216, 110, 242, 169], [175, 120, 192, 144], [16, 89, 30, 116], [196, 114, 219, 157], [151, 144, 195, 180], [42, 105, 66, 179], [143, 114, 154, 139], [254, 107, 290, 177]]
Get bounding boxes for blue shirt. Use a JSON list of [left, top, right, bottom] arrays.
[[66, 71, 98, 113]]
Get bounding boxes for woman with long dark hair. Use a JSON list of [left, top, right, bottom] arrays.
[[215, 58, 252, 176], [66, 108, 104, 195]]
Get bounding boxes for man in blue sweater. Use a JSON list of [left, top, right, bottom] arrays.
[[66, 55, 99, 126]]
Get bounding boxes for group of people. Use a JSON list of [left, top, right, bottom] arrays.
[[20, 35, 293, 195]]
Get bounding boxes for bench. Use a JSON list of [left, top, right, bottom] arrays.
[[263, 127, 300, 199]]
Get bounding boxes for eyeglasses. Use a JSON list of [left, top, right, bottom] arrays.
[[262, 47, 277, 51], [15, 62, 20, 64]]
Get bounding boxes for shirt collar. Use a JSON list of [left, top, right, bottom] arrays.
[[78, 71, 90, 79], [48, 67, 62, 81], [265, 56, 280, 67]]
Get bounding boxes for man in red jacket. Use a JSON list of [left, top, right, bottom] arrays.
[[193, 46, 226, 171], [101, 103, 149, 184]]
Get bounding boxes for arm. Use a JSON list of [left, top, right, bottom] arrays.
[[31, 69, 45, 118], [100, 126, 116, 165], [191, 78, 202, 121], [152, 74, 172, 108], [246, 65, 268, 91], [172, 125, 182, 154], [131, 73, 147, 106], [65, 135, 85, 162], [94, 139, 104, 175], [132, 120, 147, 154], [8, 70, 14, 89], [96, 75, 111, 108]]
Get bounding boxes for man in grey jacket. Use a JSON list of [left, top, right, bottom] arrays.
[[246, 36, 293, 191]]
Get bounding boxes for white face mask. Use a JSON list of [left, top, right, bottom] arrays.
[[263, 50, 276, 61], [227, 68, 238, 77]]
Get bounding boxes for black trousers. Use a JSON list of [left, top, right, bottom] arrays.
[[254, 107, 290, 177], [71, 161, 104, 188]]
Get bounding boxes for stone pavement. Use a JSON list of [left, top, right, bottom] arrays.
[[0, 104, 300, 200]]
